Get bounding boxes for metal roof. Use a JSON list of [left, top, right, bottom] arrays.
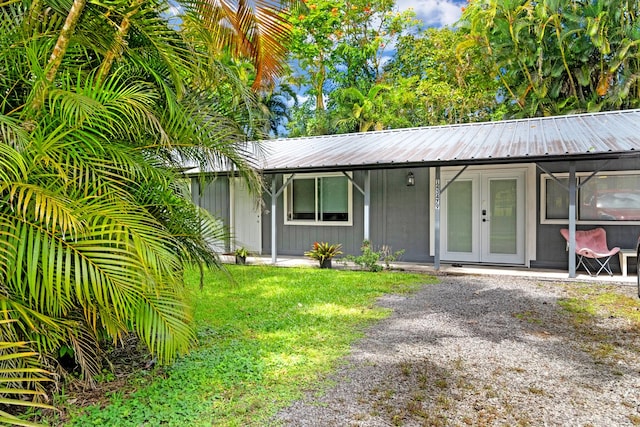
[[199, 109, 640, 174]]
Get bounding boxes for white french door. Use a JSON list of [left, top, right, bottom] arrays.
[[441, 170, 525, 264], [231, 178, 262, 254]]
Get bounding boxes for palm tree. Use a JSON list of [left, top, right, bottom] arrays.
[[0, 0, 292, 422], [334, 84, 390, 133], [460, 0, 640, 117]]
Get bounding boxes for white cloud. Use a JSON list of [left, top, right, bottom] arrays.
[[396, 0, 465, 28]]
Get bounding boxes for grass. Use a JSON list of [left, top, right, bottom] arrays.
[[558, 282, 640, 324], [59, 265, 433, 426], [557, 282, 640, 365]]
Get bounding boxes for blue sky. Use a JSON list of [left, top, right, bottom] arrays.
[[397, 0, 465, 27]]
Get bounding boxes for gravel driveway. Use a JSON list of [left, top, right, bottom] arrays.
[[274, 273, 640, 426]]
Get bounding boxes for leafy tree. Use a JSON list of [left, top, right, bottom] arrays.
[[333, 84, 391, 132], [286, 0, 418, 135], [459, 0, 640, 117], [0, 0, 291, 420], [383, 26, 501, 125]]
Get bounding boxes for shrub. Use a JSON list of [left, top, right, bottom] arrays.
[[342, 240, 405, 272]]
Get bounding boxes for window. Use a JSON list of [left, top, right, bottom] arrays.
[[284, 173, 353, 225], [540, 171, 640, 224]]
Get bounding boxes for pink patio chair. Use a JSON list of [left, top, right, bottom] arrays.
[[560, 228, 620, 277]]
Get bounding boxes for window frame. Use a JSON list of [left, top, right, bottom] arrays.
[[540, 170, 640, 225], [283, 172, 353, 226]]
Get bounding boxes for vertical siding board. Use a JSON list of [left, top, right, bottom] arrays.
[[196, 168, 428, 263], [370, 170, 384, 252], [365, 168, 430, 262], [194, 176, 230, 252]]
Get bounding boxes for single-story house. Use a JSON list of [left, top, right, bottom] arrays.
[[188, 109, 640, 277]]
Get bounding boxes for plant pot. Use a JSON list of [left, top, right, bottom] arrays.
[[236, 255, 246, 265], [320, 258, 332, 269]]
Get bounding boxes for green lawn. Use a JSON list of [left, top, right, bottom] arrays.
[[62, 265, 434, 426]]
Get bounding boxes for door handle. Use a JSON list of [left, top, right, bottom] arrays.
[[482, 209, 487, 215]]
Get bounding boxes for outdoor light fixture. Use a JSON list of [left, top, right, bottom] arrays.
[[406, 171, 415, 187]]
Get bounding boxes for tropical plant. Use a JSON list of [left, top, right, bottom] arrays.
[[0, 0, 292, 419], [333, 84, 391, 133], [304, 242, 343, 265], [0, 317, 55, 426], [382, 26, 501, 125], [459, 0, 640, 117], [234, 247, 251, 258], [234, 246, 251, 264]]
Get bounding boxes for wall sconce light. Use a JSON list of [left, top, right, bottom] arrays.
[[406, 171, 415, 187]]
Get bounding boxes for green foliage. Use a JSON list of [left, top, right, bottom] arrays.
[[286, 0, 419, 135], [304, 242, 343, 262], [382, 27, 500, 125], [333, 84, 391, 133], [460, 0, 640, 117], [233, 247, 251, 258], [0, 0, 290, 418], [0, 317, 55, 427], [58, 266, 433, 426], [343, 240, 405, 272]]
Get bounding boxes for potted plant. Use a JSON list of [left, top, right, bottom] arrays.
[[304, 242, 343, 269], [234, 247, 250, 265]]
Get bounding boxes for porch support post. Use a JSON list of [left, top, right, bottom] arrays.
[[434, 166, 441, 270], [271, 176, 277, 264], [269, 173, 297, 265], [364, 170, 370, 241], [229, 176, 235, 251], [568, 162, 577, 278]]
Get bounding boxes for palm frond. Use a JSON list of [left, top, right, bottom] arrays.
[[191, 0, 292, 89], [0, 316, 55, 427]]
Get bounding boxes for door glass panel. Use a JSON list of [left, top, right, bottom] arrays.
[[490, 179, 517, 254], [447, 180, 472, 253]]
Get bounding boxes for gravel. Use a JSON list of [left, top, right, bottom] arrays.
[[274, 273, 640, 426]]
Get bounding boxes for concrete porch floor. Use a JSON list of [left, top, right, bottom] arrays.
[[221, 255, 637, 286]]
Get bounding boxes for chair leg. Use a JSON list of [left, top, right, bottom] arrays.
[[593, 256, 614, 276], [578, 255, 614, 277], [576, 255, 593, 276]]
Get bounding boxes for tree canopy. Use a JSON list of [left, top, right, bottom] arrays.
[[459, 0, 640, 117], [283, 0, 640, 137]]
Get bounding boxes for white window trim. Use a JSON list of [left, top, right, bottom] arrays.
[[540, 170, 640, 225], [283, 172, 353, 226]]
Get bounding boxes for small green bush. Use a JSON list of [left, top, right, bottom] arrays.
[[342, 240, 405, 272]]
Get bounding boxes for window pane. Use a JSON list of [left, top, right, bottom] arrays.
[[319, 176, 348, 221], [545, 178, 569, 220], [291, 178, 315, 220], [447, 180, 472, 253], [490, 179, 517, 254], [580, 174, 640, 221]]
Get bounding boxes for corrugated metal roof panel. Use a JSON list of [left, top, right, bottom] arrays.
[[196, 109, 640, 174]]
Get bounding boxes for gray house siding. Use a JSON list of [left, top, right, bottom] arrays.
[[261, 172, 366, 256], [532, 158, 640, 273], [259, 168, 431, 261], [369, 168, 431, 262], [191, 176, 231, 251]]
